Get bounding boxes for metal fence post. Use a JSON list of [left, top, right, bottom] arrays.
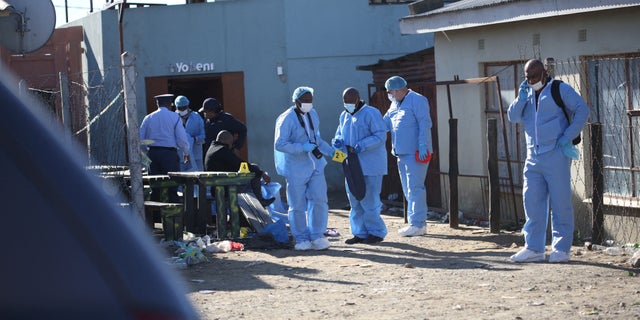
[[121, 51, 144, 219], [590, 122, 604, 244], [487, 118, 500, 233]]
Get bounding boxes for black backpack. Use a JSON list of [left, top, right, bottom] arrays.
[[551, 80, 581, 145]]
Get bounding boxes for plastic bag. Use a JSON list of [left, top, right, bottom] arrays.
[[261, 181, 287, 213], [259, 218, 289, 243]]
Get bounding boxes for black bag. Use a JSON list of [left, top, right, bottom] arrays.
[[551, 80, 581, 145], [342, 147, 366, 201]]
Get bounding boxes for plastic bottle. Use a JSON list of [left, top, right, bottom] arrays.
[[195, 237, 205, 249], [604, 247, 623, 255]]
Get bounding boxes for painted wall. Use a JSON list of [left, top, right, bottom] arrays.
[[72, 0, 429, 191], [431, 7, 640, 215]]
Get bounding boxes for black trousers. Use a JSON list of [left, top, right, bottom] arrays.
[[148, 147, 180, 203]]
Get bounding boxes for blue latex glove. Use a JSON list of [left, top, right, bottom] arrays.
[[353, 144, 362, 154], [333, 139, 344, 149], [556, 136, 570, 148], [562, 144, 579, 160], [518, 80, 529, 102], [302, 142, 315, 152], [418, 144, 428, 161]]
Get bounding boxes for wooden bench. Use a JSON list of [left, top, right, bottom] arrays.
[[144, 201, 184, 241]]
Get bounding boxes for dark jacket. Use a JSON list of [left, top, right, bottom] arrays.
[[204, 141, 260, 174], [203, 112, 247, 153]]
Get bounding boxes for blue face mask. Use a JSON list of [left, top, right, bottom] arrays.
[[344, 103, 356, 113]]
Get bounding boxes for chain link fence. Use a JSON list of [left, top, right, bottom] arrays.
[[555, 56, 640, 245]]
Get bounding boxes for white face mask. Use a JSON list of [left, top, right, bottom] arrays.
[[387, 93, 396, 103], [299, 103, 313, 113], [344, 103, 356, 113], [529, 81, 544, 91], [177, 109, 189, 116]]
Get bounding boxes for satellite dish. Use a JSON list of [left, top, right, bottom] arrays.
[[0, 0, 55, 54]]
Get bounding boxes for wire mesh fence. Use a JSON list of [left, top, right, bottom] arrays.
[[22, 63, 128, 166], [431, 56, 640, 244], [19, 60, 140, 214], [507, 56, 640, 244]]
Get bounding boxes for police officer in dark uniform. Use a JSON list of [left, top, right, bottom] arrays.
[[205, 130, 274, 207], [199, 98, 247, 156]]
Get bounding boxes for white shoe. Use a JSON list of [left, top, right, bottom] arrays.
[[510, 248, 545, 262], [398, 225, 426, 237], [549, 250, 570, 263], [311, 237, 330, 251], [294, 240, 312, 251]]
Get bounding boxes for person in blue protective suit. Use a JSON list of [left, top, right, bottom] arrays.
[[175, 95, 205, 171], [333, 87, 388, 244], [507, 59, 590, 263], [139, 94, 191, 202], [274, 86, 334, 251], [383, 76, 433, 237]]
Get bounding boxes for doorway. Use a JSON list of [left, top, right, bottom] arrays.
[[144, 72, 247, 159]]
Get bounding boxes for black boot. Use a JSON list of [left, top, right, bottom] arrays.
[[250, 175, 275, 208]]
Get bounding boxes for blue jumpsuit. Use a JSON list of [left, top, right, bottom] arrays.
[[274, 107, 333, 243], [383, 90, 433, 228], [508, 80, 589, 253], [179, 111, 205, 172], [334, 104, 388, 239]]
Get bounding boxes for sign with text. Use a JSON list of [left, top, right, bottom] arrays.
[[169, 62, 215, 73]]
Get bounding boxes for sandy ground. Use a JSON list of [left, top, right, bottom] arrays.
[[166, 197, 640, 320]]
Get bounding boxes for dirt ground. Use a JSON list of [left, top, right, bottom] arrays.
[[167, 195, 640, 320]]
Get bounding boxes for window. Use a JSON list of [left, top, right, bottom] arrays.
[[484, 61, 525, 191], [586, 55, 640, 198]]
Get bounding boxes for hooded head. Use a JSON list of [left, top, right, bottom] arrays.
[[292, 86, 314, 102], [384, 76, 407, 91], [292, 86, 314, 113], [174, 95, 190, 109]]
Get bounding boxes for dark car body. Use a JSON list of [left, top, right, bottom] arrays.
[[0, 69, 198, 319]]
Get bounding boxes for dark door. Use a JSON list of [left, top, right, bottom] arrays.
[[144, 72, 247, 160]]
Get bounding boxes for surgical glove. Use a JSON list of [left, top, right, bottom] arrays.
[[353, 144, 362, 154], [556, 136, 571, 148], [418, 144, 429, 161], [333, 139, 344, 149], [302, 142, 315, 152], [517, 80, 529, 102], [562, 143, 579, 160]]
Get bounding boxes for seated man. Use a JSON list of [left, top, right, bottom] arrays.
[[204, 130, 275, 207]]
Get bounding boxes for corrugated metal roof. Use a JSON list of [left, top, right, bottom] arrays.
[[400, 0, 640, 34]]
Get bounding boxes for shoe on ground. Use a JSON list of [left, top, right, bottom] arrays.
[[259, 197, 275, 207], [548, 250, 570, 263], [345, 236, 365, 244], [510, 248, 545, 262], [398, 225, 426, 237], [362, 235, 384, 244], [312, 237, 330, 250], [294, 240, 313, 251]]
